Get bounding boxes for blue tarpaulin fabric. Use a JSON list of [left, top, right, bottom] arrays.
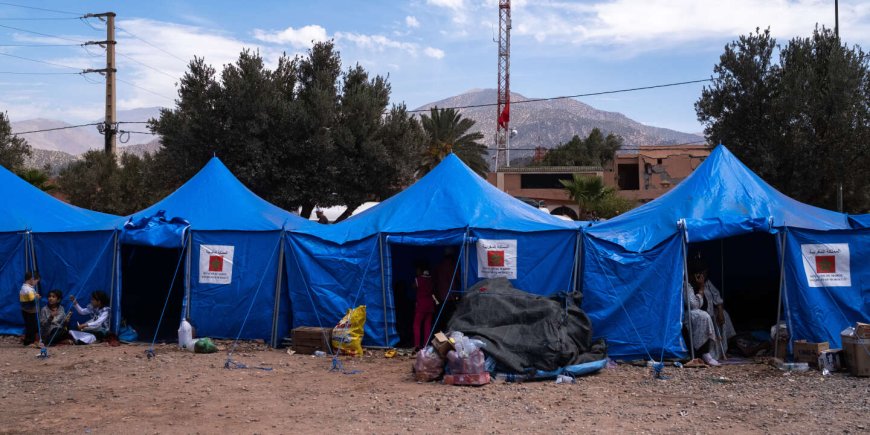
[[782, 228, 870, 347], [0, 232, 26, 334], [0, 165, 123, 233], [189, 231, 286, 341], [849, 214, 870, 229], [119, 157, 313, 344], [585, 146, 850, 253], [121, 211, 190, 248], [286, 234, 386, 346], [581, 145, 854, 359], [582, 233, 685, 359], [0, 165, 122, 334], [290, 154, 580, 347], [299, 153, 577, 244]]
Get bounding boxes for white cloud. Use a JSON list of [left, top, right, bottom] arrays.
[[428, 0, 465, 10], [252, 24, 329, 47], [113, 19, 265, 111], [427, 0, 471, 25], [424, 47, 446, 59], [512, 0, 870, 51], [406, 16, 420, 28], [336, 32, 445, 60]]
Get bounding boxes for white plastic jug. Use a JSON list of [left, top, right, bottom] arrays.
[[178, 318, 194, 351]]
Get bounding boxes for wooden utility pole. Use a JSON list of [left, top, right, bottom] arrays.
[[83, 12, 117, 156]]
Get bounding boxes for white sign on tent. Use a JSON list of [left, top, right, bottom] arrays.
[[800, 243, 851, 287], [477, 239, 517, 280], [199, 244, 235, 285]]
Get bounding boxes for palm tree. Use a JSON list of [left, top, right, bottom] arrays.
[[417, 107, 488, 176], [560, 174, 610, 217], [16, 168, 56, 193]]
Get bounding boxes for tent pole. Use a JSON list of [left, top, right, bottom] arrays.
[[573, 231, 582, 294], [774, 231, 787, 359], [462, 231, 469, 290], [720, 238, 725, 300], [270, 232, 285, 348], [681, 224, 695, 360], [184, 231, 192, 319], [110, 230, 119, 332], [379, 234, 388, 346]]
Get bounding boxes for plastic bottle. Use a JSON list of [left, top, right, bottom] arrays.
[[314, 350, 327, 357], [178, 318, 193, 351]]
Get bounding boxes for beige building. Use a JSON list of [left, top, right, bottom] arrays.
[[487, 144, 711, 216]]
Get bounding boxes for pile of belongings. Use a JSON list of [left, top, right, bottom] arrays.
[[413, 278, 608, 383]]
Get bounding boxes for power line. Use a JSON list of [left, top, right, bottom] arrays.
[[408, 79, 713, 113], [0, 2, 81, 15], [0, 51, 84, 70], [0, 23, 85, 43], [0, 43, 80, 47], [116, 51, 178, 80], [0, 70, 80, 75], [116, 77, 175, 102], [12, 122, 102, 135], [116, 25, 188, 64], [0, 17, 81, 21]]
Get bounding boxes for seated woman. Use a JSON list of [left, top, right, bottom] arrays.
[[684, 279, 720, 366], [70, 291, 111, 342], [688, 257, 736, 361]]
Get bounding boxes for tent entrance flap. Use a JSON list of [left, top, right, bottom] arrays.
[[388, 243, 462, 348], [688, 232, 781, 350], [121, 245, 185, 341]]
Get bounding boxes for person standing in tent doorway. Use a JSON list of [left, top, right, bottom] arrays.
[[434, 247, 461, 332], [70, 291, 111, 342], [19, 271, 41, 347], [413, 263, 436, 351], [315, 208, 329, 224], [688, 256, 736, 361]]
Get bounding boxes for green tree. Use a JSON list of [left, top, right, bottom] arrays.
[[0, 111, 31, 171], [559, 174, 610, 216], [57, 151, 162, 215], [537, 128, 622, 167], [418, 107, 488, 176], [150, 42, 425, 219], [15, 168, 55, 192], [696, 26, 870, 212], [559, 174, 635, 219]]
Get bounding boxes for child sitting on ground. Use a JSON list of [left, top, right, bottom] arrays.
[[39, 289, 70, 346], [70, 291, 111, 341]]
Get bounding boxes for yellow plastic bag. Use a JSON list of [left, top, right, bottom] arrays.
[[332, 305, 366, 357]]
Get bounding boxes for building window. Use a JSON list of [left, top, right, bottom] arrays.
[[520, 173, 573, 189], [617, 164, 640, 190]]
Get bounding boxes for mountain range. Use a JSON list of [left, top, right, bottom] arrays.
[[415, 89, 704, 164], [13, 89, 705, 171]]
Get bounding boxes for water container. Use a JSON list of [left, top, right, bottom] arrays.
[[178, 318, 194, 351]]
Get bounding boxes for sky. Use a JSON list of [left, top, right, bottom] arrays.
[[1, 0, 869, 135]]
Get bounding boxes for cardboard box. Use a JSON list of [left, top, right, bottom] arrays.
[[443, 372, 490, 386], [792, 340, 829, 367], [856, 322, 870, 339], [817, 349, 843, 372], [430, 331, 454, 357], [291, 326, 333, 355], [841, 333, 870, 377]]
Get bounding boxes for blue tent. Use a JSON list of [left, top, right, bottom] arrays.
[[119, 157, 313, 346], [288, 153, 581, 347], [582, 145, 863, 359], [0, 165, 123, 335]]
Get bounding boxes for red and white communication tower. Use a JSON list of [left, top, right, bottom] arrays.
[[495, 0, 511, 168]]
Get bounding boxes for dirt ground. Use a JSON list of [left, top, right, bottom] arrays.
[[0, 337, 867, 434]]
